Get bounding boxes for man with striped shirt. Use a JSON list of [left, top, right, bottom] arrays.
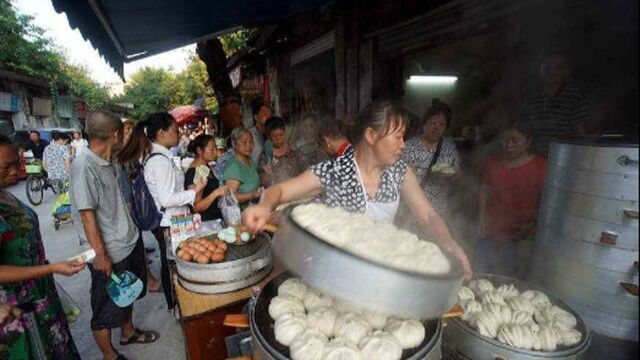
[[520, 52, 590, 156]]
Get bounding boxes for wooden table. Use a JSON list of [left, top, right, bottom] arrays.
[[173, 267, 283, 360]]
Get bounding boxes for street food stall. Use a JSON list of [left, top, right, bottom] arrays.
[[167, 187, 633, 359]]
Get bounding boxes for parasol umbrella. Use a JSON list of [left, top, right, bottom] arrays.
[[169, 105, 207, 125]]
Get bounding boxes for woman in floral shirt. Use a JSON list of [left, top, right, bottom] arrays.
[[401, 99, 460, 216], [259, 117, 305, 186], [0, 135, 84, 359]]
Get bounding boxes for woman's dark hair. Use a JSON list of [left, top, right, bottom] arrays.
[[318, 121, 348, 141], [52, 131, 65, 141], [424, 98, 452, 128], [118, 112, 176, 165], [264, 116, 286, 137], [252, 100, 269, 118], [506, 121, 534, 140], [350, 101, 408, 145], [188, 134, 215, 157]]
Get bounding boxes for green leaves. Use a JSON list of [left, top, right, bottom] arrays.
[[119, 54, 218, 121], [0, 1, 111, 110], [219, 28, 255, 57]]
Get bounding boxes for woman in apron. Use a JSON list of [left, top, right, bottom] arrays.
[[242, 102, 472, 278]]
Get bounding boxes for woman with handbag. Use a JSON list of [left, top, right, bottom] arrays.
[[401, 99, 460, 219], [118, 113, 206, 310]]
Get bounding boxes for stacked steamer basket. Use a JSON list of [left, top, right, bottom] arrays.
[[250, 272, 443, 360], [248, 204, 466, 360], [529, 137, 639, 343], [443, 274, 591, 360], [176, 232, 273, 294]]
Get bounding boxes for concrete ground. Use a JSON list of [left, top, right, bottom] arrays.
[[6, 181, 186, 360]]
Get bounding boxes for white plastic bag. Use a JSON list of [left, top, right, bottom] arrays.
[[219, 188, 241, 226]]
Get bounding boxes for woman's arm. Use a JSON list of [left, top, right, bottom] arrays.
[[189, 184, 228, 212], [0, 261, 84, 284], [401, 167, 472, 278], [225, 179, 260, 203], [243, 169, 323, 232], [146, 156, 203, 208]]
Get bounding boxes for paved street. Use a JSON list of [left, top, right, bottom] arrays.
[[5, 181, 185, 360]]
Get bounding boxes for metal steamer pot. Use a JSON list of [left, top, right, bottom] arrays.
[[249, 272, 443, 360], [272, 206, 465, 319], [176, 233, 273, 294], [528, 137, 639, 341], [443, 274, 591, 360]]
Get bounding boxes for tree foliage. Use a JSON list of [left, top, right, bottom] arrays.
[[0, 0, 66, 80], [2, 1, 224, 119], [219, 28, 255, 57], [62, 63, 111, 109], [0, 0, 112, 110], [119, 54, 218, 121]]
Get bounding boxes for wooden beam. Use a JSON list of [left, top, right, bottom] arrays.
[[345, 16, 359, 120], [358, 38, 373, 111], [334, 22, 346, 120]]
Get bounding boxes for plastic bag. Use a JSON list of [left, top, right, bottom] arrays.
[[219, 188, 241, 226], [54, 280, 80, 323]]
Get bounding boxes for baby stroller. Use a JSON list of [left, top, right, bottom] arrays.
[[50, 180, 73, 230]]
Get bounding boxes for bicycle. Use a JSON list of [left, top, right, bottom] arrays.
[[24, 160, 60, 206]]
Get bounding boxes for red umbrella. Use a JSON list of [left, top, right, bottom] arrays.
[[169, 105, 207, 125]]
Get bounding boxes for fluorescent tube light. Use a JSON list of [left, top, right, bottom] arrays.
[[408, 76, 458, 85]]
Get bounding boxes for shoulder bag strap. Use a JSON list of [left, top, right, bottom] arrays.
[[420, 139, 444, 188]]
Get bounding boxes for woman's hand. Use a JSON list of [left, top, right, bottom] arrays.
[[242, 204, 273, 233], [212, 185, 229, 199], [51, 259, 85, 276], [0, 304, 21, 327]]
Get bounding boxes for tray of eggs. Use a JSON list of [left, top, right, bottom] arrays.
[[176, 238, 228, 264]]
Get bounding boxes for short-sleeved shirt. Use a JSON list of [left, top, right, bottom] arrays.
[[185, 165, 223, 221], [43, 143, 70, 181], [482, 154, 547, 238], [24, 139, 49, 160], [222, 156, 260, 208], [401, 137, 460, 214], [310, 147, 408, 213], [520, 85, 591, 156], [214, 149, 234, 182], [71, 138, 88, 156], [70, 150, 138, 263]]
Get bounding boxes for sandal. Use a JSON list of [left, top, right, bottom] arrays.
[[106, 353, 128, 360], [119, 328, 160, 345]]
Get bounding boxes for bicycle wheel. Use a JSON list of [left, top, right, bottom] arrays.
[[25, 176, 44, 206]]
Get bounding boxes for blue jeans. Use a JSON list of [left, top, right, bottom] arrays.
[[473, 236, 521, 278]]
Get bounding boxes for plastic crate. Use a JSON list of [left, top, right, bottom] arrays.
[[25, 164, 42, 174]]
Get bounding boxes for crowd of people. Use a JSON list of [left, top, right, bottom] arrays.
[[0, 52, 591, 360]]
